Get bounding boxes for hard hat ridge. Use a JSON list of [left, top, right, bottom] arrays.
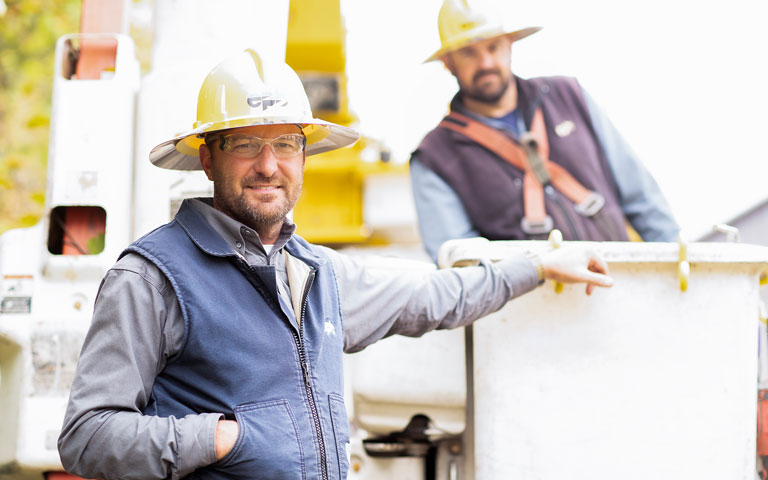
[[149, 48, 359, 171]]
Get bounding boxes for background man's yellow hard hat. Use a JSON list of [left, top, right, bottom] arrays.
[[150, 49, 359, 171], [425, 0, 541, 63]]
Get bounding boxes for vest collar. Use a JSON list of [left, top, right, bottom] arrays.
[[514, 75, 550, 128], [175, 199, 239, 257], [174, 198, 327, 268]]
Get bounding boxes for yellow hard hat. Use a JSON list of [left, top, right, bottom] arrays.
[[150, 49, 360, 171], [425, 0, 541, 63]]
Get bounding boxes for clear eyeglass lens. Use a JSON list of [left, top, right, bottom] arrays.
[[220, 134, 305, 158]]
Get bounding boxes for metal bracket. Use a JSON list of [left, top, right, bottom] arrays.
[[574, 192, 605, 217], [520, 133, 551, 185], [711, 223, 740, 243], [521, 215, 554, 236]]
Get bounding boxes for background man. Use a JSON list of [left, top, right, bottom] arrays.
[[58, 49, 612, 479], [411, 0, 679, 263]]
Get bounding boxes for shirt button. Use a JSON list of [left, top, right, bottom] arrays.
[[235, 242, 243, 249]]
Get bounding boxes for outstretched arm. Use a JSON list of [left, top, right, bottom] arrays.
[[334, 243, 612, 353]]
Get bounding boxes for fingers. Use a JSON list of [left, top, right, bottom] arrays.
[[581, 270, 614, 288], [587, 252, 609, 275], [583, 251, 613, 290], [215, 420, 239, 460], [540, 246, 614, 293], [584, 276, 613, 295]]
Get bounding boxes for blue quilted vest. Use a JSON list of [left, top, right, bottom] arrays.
[[122, 199, 349, 480]]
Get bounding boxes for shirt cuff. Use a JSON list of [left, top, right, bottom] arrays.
[[525, 252, 546, 286], [493, 254, 541, 299], [175, 412, 225, 478]]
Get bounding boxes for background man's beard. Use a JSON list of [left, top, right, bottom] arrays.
[[463, 73, 510, 105]]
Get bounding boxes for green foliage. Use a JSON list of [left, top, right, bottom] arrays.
[[86, 232, 105, 254], [0, 0, 81, 234]]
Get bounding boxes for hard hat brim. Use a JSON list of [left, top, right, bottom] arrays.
[[149, 118, 360, 171], [424, 26, 542, 63]]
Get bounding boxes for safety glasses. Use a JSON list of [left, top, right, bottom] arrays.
[[207, 133, 306, 158]]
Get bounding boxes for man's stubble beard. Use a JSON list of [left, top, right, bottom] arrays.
[[214, 175, 303, 234]]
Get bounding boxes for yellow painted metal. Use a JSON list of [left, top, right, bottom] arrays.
[[626, 223, 643, 242], [678, 232, 690, 292], [286, 0, 352, 126], [548, 229, 565, 294], [293, 138, 408, 245], [287, 0, 407, 245]]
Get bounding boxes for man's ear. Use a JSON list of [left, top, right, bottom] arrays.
[[199, 143, 214, 181]]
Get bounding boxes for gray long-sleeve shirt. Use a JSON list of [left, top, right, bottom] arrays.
[[58, 198, 539, 479]]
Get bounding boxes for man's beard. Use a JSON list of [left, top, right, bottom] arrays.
[[214, 174, 302, 233], [462, 70, 511, 105]]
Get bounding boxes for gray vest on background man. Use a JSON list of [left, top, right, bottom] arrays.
[[414, 75, 630, 242]]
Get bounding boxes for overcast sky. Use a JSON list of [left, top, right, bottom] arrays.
[[341, 0, 768, 239]]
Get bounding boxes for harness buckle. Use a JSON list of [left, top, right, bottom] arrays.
[[521, 215, 554, 236], [574, 192, 605, 217], [520, 133, 551, 185]]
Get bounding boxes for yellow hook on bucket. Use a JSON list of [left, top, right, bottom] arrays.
[[678, 232, 690, 292], [548, 229, 564, 294]]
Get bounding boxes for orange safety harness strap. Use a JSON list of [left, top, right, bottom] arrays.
[[439, 110, 605, 235]]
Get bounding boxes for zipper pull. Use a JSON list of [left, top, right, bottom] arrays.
[[301, 361, 311, 386]]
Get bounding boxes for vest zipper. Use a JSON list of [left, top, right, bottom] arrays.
[[233, 258, 327, 480], [591, 208, 625, 240], [544, 185, 581, 240], [295, 268, 328, 480]]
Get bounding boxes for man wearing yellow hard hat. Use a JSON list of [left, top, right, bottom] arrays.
[[58, 48, 613, 479], [411, 0, 680, 263]]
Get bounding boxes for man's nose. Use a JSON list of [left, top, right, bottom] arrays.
[[250, 146, 279, 177], [477, 50, 495, 69]]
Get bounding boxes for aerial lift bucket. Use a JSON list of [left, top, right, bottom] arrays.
[[344, 239, 768, 479], [438, 238, 768, 480]]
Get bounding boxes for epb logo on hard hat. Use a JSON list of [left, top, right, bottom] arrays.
[[247, 95, 288, 110]]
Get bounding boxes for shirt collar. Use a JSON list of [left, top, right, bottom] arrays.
[[188, 198, 296, 263]]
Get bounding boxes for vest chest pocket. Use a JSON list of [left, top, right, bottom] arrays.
[[208, 399, 305, 479]]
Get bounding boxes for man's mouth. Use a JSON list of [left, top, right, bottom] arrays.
[[474, 70, 500, 82], [245, 185, 281, 193]]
